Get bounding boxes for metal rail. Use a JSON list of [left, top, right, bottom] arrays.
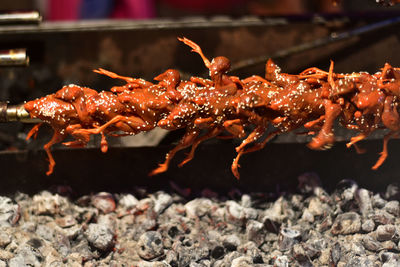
[[231, 16, 400, 71]]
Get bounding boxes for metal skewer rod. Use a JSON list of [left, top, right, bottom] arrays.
[[0, 49, 29, 67], [231, 16, 400, 71], [0, 11, 41, 25], [0, 102, 40, 123]]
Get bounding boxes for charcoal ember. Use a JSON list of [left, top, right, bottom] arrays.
[[76, 206, 98, 224], [212, 258, 224, 266], [91, 192, 116, 214], [20, 221, 36, 232], [290, 195, 304, 210], [41, 246, 63, 266], [384, 200, 400, 216], [207, 231, 222, 245], [300, 228, 314, 244], [134, 209, 157, 231], [152, 192, 173, 215], [356, 188, 373, 216], [15, 194, 30, 204], [111, 240, 140, 264], [165, 250, 178, 267], [118, 194, 138, 209], [68, 244, 98, 266], [166, 225, 181, 239], [137, 231, 164, 260], [299, 223, 313, 240], [225, 200, 258, 225], [368, 255, 381, 267], [330, 242, 341, 265], [375, 224, 397, 241], [351, 241, 366, 256], [195, 247, 211, 262], [84, 260, 99, 267], [136, 261, 170, 267], [302, 242, 321, 260], [0, 230, 11, 248], [263, 232, 279, 245], [247, 249, 263, 264], [0, 249, 13, 260], [54, 232, 71, 257], [75, 195, 92, 207], [132, 210, 157, 239], [336, 179, 358, 199], [385, 183, 400, 200], [222, 234, 241, 251], [262, 197, 293, 228], [190, 260, 211, 267], [371, 210, 395, 225], [238, 241, 263, 263], [312, 237, 328, 249], [314, 247, 328, 265], [317, 214, 332, 232], [160, 236, 172, 250], [381, 240, 397, 250], [84, 223, 115, 252], [292, 243, 313, 266], [185, 198, 214, 218], [35, 224, 55, 242], [55, 215, 77, 228], [245, 220, 265, 246], [0, 197, 20, 226], [331, 212, 361, 235], [170, 242, 192, 266], [172, 240, 210, 265], [213, 251, 240, 267], [63, 224, 83, 240], [231, 256, 253, 267], [278, 227, 301, 251], [372, 194, 387, 209], [241, 194, 252, 208], [27, 238, 43, 249], [274, 255, 290, 267], [383, 259, 400, 267], [263, 218, 280, 234], [97, 214, 118, 233], [300, 228, 318, 246], [136, 198, 155, 212], [8, 245, 43, 267], [314, 187, 331, 201], [109, 260, 122, 267], [362, 219, 375, 233], [345, 256, 376, 267], [301, 208, 314, 223], [308, 197, 330, 217], [362, 235, 383, 252], [267, 249, 282, 260], [207, 231, 222, 246], [163, 203, 185, 219], [32, 191, 68, 215], [297, 172, 321, 194], [211, 245, 225, 259], [380, 251, 400, 263]]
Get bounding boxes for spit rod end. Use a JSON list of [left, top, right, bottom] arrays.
[[0, 101, 7, 122], [0, 102, 40, 123], [0, 49, 29, 67]]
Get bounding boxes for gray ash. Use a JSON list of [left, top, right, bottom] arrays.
[[0, 173, 399, 266]]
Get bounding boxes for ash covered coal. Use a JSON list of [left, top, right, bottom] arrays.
[[0, 174, 399, 266]]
